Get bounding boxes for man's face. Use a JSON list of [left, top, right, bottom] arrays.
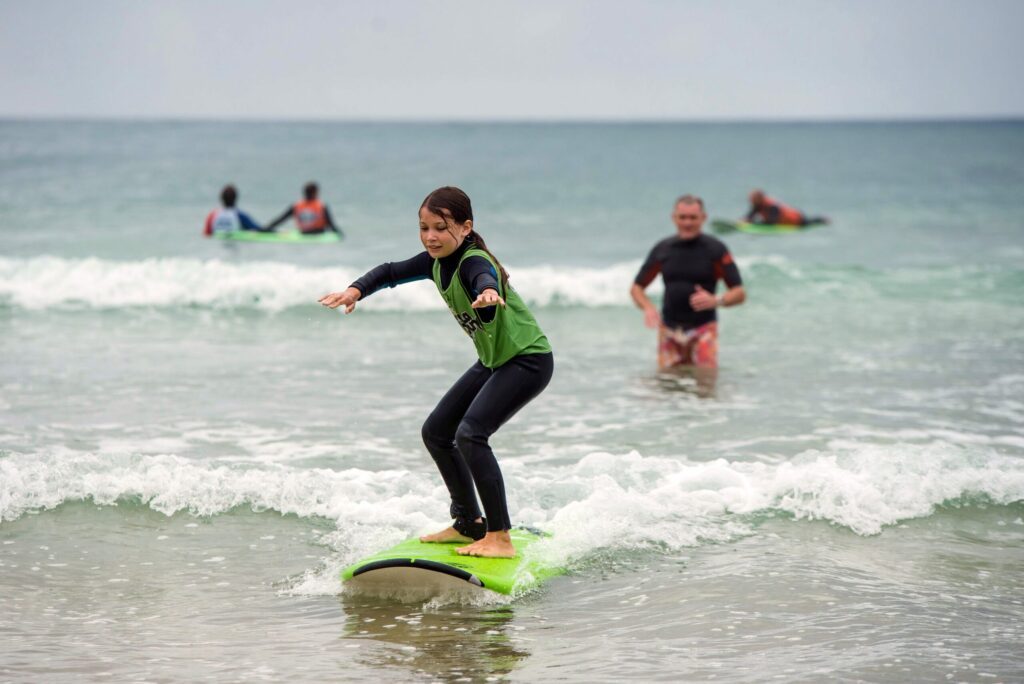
[[671, 201, 706, 239]]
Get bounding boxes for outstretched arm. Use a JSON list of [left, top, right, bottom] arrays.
[[323, 205, 344, 237], [265, 206, 294, 231], [471, 288, 504, 309], [461, 255, 503, 321], [319, 287, 361, 313], [238, 210, 267, 232], [319, 252, 433, 313], [350, 252, 432, 298]]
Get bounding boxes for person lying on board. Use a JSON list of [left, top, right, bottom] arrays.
[[203, 185, 268, 236], [319, 186, 552, 559], [745, 189, 829, 227], [266, 182, 343, 236]]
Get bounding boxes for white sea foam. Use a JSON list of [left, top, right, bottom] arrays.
[[3, 443, 1022, 601], [4, 253, 1007, 312], [0, 254, 816, 312], [0, 255, 655, 311], [3, 443, 1021, 554]]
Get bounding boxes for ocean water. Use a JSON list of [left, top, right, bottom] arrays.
[[1, 120, 1023, 682]]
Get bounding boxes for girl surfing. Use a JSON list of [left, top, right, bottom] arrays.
[[319, 187, 553, 558]]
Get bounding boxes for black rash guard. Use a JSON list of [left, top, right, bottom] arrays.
[[634, 233, 742, 330], [349, 239, 501, 322]]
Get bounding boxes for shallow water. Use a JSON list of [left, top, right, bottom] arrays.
[[2, 120, 1023, 682]]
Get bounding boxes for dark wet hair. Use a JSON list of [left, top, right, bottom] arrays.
[[420, 186, 509, 288], [674, 194, 705, 211], [303, 182, 319, 201], [220, 185, 238, 208]]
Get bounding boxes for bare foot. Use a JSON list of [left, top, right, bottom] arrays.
[[419, 526, 472, 543], [456, 531, 516, 558]]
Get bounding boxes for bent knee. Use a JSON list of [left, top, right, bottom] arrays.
[[454, 418, 488, 451], [422, 418, 451, 448]]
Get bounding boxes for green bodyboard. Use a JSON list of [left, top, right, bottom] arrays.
[[711, 219, 820, 235], [212, 230, 341, 244], [341, 529, 561, 596]]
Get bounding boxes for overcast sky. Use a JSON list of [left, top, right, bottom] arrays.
[[2, 0, 1022, 120]]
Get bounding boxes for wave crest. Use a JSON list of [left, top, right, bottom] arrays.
[[0, 255, 652, 311], [3, 444, 1020, 548]]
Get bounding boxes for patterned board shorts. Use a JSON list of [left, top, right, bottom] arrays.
[[658, 322, 718, 369]]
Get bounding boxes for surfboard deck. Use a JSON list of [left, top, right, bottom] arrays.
[[342, 529, 561, 596], [212, 230, 342, 243], [711, 219, 817, 235]]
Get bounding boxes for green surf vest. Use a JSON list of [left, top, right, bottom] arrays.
[[432, 246, 552, 368]]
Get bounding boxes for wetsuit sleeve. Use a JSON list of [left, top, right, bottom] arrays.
[[461, 256, 499, 297], [634, 244, 663, 287], [349, 252, 433, 299], [713, 249, 742, 288], [266, 206, 294, 230], [238, 211, 263, 232], [762, 205, 780, 224], [461, 255, 500, 323], [323, 205, 343, 236], [744, 206, 758, 222]]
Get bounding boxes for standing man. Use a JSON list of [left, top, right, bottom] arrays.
[[631, 195, 745, 370]]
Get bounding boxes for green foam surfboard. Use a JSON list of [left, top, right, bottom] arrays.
[[711, 219, 821, 235], [212, 230, 342, 244], [341, 529, 561, 596]]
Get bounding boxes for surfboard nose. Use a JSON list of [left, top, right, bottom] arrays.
[[352, 558, 485, 588]]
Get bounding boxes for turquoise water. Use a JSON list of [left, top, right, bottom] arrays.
[[2, 120, 1023, 682]]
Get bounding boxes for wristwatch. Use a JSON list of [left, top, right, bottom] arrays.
[[716, 294, 726, 307]]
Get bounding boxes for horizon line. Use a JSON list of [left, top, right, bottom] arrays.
[[2, 114, 1023, 126]]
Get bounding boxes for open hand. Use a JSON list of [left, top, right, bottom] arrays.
[[318, 287, 362, 314], [471, 288, 505, 309]]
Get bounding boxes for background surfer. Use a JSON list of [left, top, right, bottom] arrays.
[[267, 182, 343, 235], [746, 189, 829, 227], [202, 185, 267, 236], [319, 186, 553, 558]]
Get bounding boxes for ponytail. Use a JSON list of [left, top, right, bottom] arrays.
[[467, 231, 510, 290]]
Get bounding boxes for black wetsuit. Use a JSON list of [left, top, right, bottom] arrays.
[[350, 240, 554, 533], [634, 233, 742, 330], [421, 352, 552, 531]]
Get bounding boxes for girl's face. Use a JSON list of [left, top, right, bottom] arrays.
[[419, 207, 472, 258]]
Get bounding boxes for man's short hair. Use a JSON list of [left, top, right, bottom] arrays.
[[674, 194, 705, 211]]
